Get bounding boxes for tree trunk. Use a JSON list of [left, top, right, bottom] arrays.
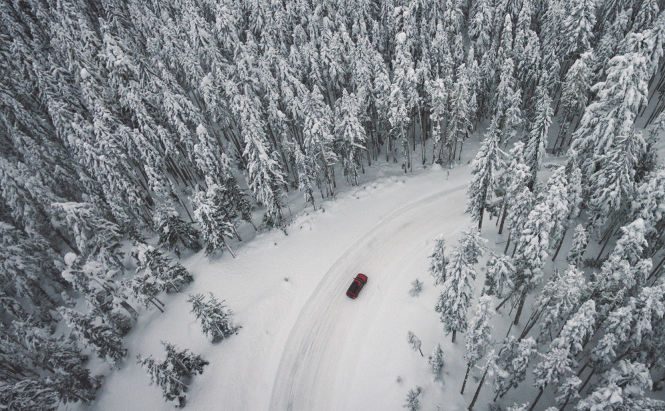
[[452, 330, 457, 343], [461, 364, 471, 394], [551, 226, 569, 261], [478, 206, 485, 230], [498, 204, 508, 235], [528, 388, 544, 411], [504, 232, 512, 254], [513, 288, 528, 325], [468, 362, 490, 410]]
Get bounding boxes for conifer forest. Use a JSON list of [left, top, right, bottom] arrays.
[[1, 0, 665, 409]]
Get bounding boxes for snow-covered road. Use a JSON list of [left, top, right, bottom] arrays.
[[270, 183, 468, 410], [93, 164, 472, 411]]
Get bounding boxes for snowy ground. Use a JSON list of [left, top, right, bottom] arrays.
[[90, 157, 480, 411]]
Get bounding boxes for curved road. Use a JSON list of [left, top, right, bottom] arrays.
[[269, 182, 469, 410]]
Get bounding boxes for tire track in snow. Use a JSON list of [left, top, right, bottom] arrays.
[[269, 182, 468, 410]]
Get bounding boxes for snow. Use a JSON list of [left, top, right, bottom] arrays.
[[92, 161, 474, 411]]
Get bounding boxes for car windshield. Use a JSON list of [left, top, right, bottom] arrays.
[[348, 281, 361, 294]]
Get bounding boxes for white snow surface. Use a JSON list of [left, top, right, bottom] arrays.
[[93, 164, 474, 411]]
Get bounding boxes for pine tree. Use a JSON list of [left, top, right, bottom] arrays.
[[448, 64, 472, 161], [192, 183, 239, 256], [492, 337, 537, 400], [525, 83, 553, 181], [188, 293, 240, 342], [407, 331, 423, 356], [137, 342, 208, 408], [534, 266, 588, 342], [427, 77, 450, 164], [567, 225, 589, 266], [512, 201, 554, 325], [459, 229, 485, 265], [409, 279, 424, 297], [577, 361, 664, 410], [0, 319, 102, 408], [499, 142, 533, 248], [403, 386, 422, 411], [301, 86, 337, 197], [555, 52, 593, 152], [467, 118, 504, 230], [428, 344, 445, 380], [235, 91, 286, 228], [335, 90, 367, 185], [51, 202, 123, 258], [154, 206, 201, 257], [429, 235, 449, 286], [60, 308, 126, 365], [389, 31, 417, 172], [294, 148, 318, 209], [462, 295, 493, 394], [436, 243, 477, 342], [484, 252, 515, 298], [132, 243, 193, 295], [560, 0, 596, 60]]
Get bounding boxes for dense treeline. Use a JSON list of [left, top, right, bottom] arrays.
[[1, 0, 664, 408], [430, 1, 665, 408]]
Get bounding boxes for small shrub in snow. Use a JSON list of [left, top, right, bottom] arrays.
[[137, 342, 208, 408], [409, 279, 423, 297], [188, 293, 240, 342], [403, 386, 422, 411], [407, 331, 423, 356]]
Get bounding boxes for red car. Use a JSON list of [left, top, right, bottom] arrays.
[[346, 273, 368, 299]]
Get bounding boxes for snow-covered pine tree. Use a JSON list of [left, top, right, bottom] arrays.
[[301, 86, 338, 198], [531, 300, 596, 409], [592, 219, 651, 311], [448, 64, 472, 161], [409, 279, 424, 297], [484, 252, 515, 298], [188, 293, 240, 342], [60, 308, 127, 365], [492, 337, 537, 400], [403, 386, 422, 411], [335, 90, 367, 185], [137, 342, 208, 408], [576, 360, 664, 410], [436, 242, 477, 342], [429, 235, 449, 286], [51, 202, 123, 258], [567, 224, 589, 266], [389, 31, 417, 172], [295, 148, 317, 209], [154, 205, 201, 257], [192, 183, 238, 256], [0, 319, 102, 408], [467, 118, 504, 230], [554, 51, 593, 152], [459, 228, 485, 266], [524, 83, 553, 182], [560, 0, 596, 61], [427, 77, 450, 164], [511, 201, 554, 324], [429, 344, 445, 380], [407, 331, 423, 356], [132, 243, 193, 294], [530, 266, 587, 343], [498, 142, 533, 249], [469, 0, 493, 58], [462, 295, 493, 394], [235, 91, 286, 228]]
